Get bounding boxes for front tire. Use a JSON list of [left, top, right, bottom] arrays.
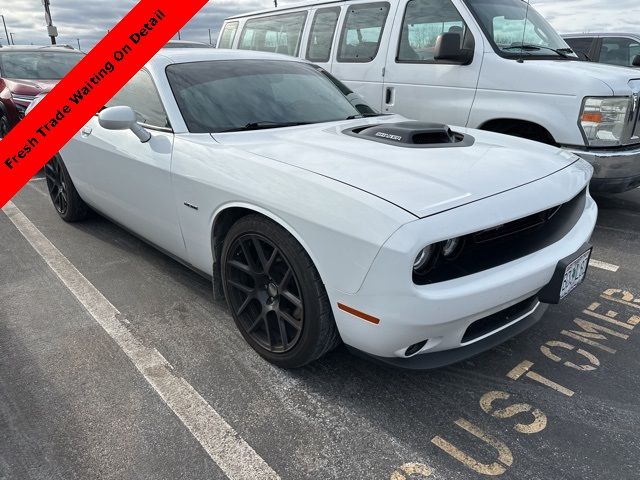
[[221, 215, 340, 368], [45, 156, 90, 222]]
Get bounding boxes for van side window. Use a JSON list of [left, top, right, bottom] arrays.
[[337, 3, 390, 63], [600, 37, 640, 67], [397, 0, 467, 63], [239, 12, 308, 56], [218, 22, 239, 49], [306, 7, 341, 62]]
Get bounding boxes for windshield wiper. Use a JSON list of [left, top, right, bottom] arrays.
[[345, 113, 389, 120], [220, 121, 310, 133], [503, 44, 572, 58]]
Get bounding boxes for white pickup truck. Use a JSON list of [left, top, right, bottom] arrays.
[[219, 0, 640, 193]]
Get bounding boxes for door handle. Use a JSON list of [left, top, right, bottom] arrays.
[[385, 87, 395, 107], [81, 126, 93, 137]]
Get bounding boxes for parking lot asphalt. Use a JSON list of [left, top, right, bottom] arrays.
[[1, 177, 639, 480]]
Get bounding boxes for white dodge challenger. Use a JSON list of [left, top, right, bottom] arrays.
[[42, 50, 597, 369]]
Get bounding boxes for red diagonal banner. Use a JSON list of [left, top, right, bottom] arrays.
[[0, 0, 209, 207]]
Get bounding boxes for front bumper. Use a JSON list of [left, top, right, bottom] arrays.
[[329, 164, 597, 367], [566, 145, 640, 193], [348, 302, 549, 370]]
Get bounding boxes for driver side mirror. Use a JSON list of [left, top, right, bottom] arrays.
[[434, 32, 472, 64], [633, 55, 640, 67], [98, 106, 151, 143]]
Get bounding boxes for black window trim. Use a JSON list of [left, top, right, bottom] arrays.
[[219, 21, 240, 49], [100, 67, 173, 132], [305, 6, 342, 63], [394, 0, 475, 65], [239, 10, 309, 57], [336, 2, 391, 64]]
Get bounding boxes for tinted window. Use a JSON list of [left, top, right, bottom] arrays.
[[106, 70, 170, 128], [239, 12, 307, 56], [306, 8, 340, 62], [564, 37, 594, 57], [398, 0, 467, 62], [338, 3, 390, 63], [166, 60, 368, 133], [218, 22, 239, 49], [0, 51, 83, 80], [600, 37, 640, 67]]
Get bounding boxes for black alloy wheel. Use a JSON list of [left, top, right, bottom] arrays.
[[45, 156, 69, 215], [225, 233, 304, 353], [221, 215, 340, 368], [44, 156, 90, 222]]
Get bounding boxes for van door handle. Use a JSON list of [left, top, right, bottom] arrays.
[[385, 87, 395, 106], [81, 127, 93, 137]]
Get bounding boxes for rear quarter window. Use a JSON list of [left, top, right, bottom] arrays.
[[239, 12, 308, 56], [218, 22, 239, 49], [337, 2, 390, 63]]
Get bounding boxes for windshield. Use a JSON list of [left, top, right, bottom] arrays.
[[166, 60, 375, 133], [465, 0, 577, 59], [0, 51, 84, 80]]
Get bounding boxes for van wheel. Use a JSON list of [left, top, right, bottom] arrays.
[[221, 215, 340, 368], [45, 156, 90, 222]]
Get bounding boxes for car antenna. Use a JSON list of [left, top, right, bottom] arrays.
[[517, 0, 531, 64]]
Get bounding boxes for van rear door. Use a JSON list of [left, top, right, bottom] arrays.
[[330, 1, 398, 111], [381, 0, 483, 127]]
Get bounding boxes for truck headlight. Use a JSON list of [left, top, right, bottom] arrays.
[[580, 97, 631, 147]]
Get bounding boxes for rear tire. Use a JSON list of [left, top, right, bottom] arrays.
[[45, 156, 90, 222], [221, 214, 340, 368]]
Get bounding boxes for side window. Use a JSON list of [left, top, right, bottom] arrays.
[[337, 3, 390, 63], [398, 0, 468, 62], [564, 37, 594, 57], [239, 12, 307, 56], [600, 37, 640, 67], [218, 22, 239, 49], [306, 7, 341, 62], [106, 70, 170, 129]]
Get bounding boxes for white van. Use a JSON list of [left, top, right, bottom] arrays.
[[218, 0, 640, 193]]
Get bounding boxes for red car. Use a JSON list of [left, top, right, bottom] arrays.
[[0, 45, 84, 137]]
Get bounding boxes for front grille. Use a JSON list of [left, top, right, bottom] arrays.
[[462, 296, 538, 344], [413, 188, 587, 285]]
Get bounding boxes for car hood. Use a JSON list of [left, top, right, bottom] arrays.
[[212, 117, 580, 218], [479, 56, 640, 96], [546, 60, 640, 95], [3, 78, 57, 96]]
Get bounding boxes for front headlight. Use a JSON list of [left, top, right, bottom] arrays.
[[580, 97, 631, 147]]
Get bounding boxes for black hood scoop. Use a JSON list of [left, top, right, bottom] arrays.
[[344, 121, 474, 148]]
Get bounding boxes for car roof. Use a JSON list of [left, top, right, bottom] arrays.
[[153, 48, 302, 65], [166, 40, 212, 46], [563, 33, 640, 39], [0, 44, 82, 52]]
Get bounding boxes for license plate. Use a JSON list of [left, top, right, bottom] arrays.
[[559, 249, 591, 299]]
